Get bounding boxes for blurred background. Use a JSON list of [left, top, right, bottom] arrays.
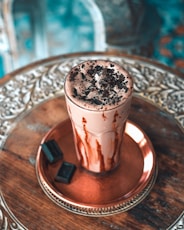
[[1, 0, 184, 78]]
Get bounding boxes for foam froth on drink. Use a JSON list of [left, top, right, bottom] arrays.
[[65, 60, 133, 110]]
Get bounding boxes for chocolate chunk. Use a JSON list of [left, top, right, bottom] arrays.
[[69, 71, 78, 81], [41, 139, 63, 163], [107, 68, 114, 74], [55, 162, 76, 184], [81, 73, 86, 80], [117, 80, 124, 89], [92, 98, 102, 105], [100, 79, 108, 87], [73, 87, 78, 97], [95, 65, 103, 72], [119, 74, 125, 82], [102, 89, 109, 97], [124, 87, 128, 93], [87, 69, 94, 76], [85, 89, 90, 96]]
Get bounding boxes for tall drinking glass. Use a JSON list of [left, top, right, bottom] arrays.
[[64, 60, 133, 173]]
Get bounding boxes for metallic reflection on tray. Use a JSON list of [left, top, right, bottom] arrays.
[[36, 119, 157, 216]]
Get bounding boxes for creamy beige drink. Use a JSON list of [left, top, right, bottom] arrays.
[[64, 60, 133, 173]]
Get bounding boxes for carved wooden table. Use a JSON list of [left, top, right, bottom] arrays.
[[0, 52, 184, 229]]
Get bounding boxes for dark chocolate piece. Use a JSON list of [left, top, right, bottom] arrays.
[[41, 139, 63, 163], [55, 162, 76, 184]]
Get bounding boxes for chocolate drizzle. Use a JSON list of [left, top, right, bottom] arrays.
[[96, 140, 105, 172], [113, 110, 119, 123], [73, 116, 108, 172], [110, 111, 122, 167], [74, 127, 86, 167], [102, 112, 107, 121]]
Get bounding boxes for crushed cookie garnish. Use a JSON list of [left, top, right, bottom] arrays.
[[66, 60, 132, 110], [69, 71, 78, 81], [73, 88, 78, 97]]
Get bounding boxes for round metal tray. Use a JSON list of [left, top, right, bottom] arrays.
[[36, 118, 157, 216]]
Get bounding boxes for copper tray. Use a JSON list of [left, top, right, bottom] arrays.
[[36, 119, 157, 216], [0, 52, 184, 229]]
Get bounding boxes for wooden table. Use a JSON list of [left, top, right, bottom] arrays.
[[0, 52, 184, 229]]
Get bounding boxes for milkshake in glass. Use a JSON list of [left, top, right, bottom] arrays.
[[64, 60, 133, 173]]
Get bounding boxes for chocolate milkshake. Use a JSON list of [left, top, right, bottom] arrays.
[[64, 60, 133, 173]]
